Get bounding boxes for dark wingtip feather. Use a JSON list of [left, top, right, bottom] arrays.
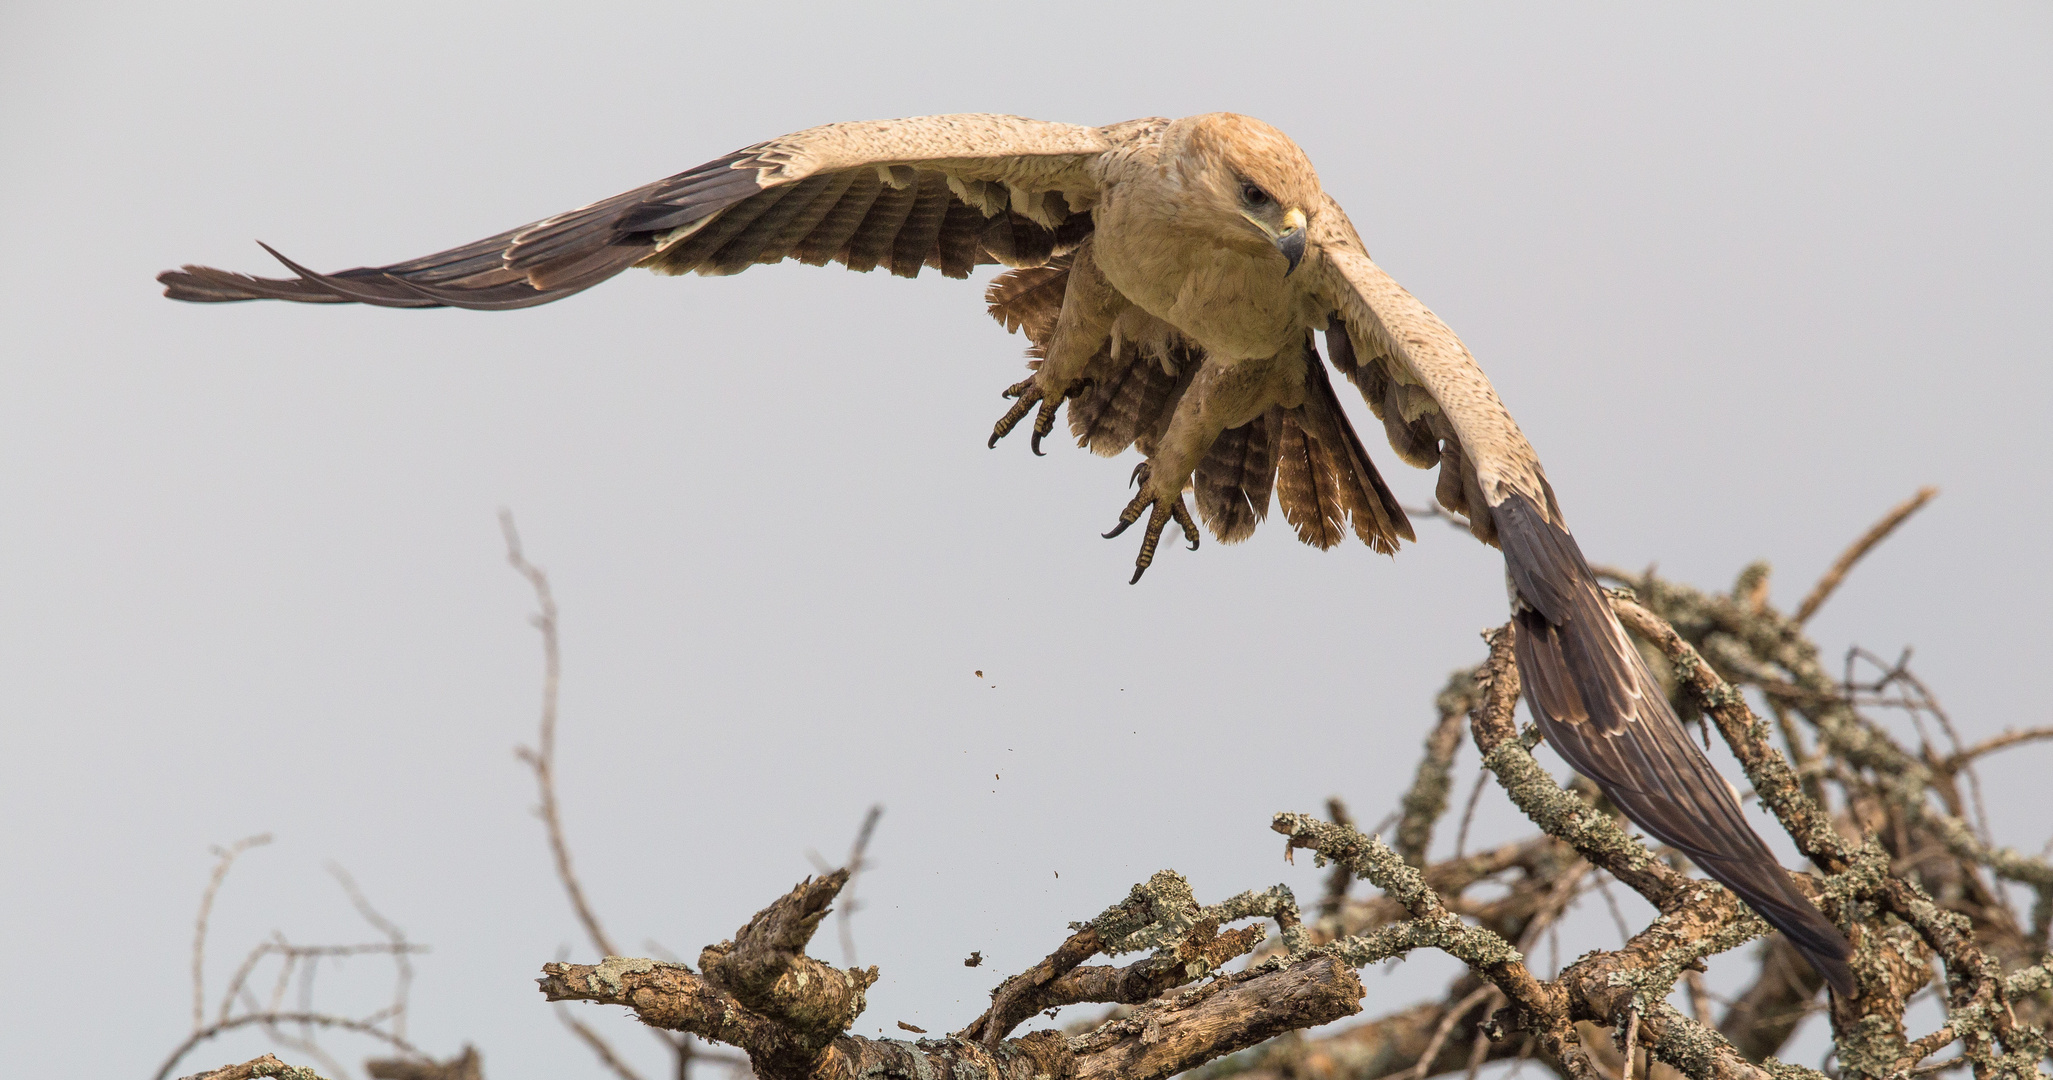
[[158, 263, 350, 304], [254, 241, 433, 308], [159, 266, 248, 302], [1495, 492, 1856, 998]]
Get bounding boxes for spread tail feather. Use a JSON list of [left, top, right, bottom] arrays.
[[1493, 492, 1856, 998]]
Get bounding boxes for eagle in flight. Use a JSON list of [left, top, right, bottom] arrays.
[[160, 112, 1854, 995]]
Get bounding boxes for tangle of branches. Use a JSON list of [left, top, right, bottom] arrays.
[[169, 491, 2053, 1080]]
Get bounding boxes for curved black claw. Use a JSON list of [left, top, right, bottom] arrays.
[[989, 377, 1041, 450], [1172, 500, 1200, 552], [1028, 395, 1061, 456], [991, 377, 1091, 455], [1103, 467, 1199, 584]]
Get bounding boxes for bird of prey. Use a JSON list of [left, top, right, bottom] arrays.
[[160, 112, 1855, 994]]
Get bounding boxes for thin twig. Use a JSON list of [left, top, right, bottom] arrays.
[[557, 1005, 652, 1080], [1451, 767, 1489, 861], [1408, 984, 1496, 1080], [505, 512, 707, 1080], [1943, 727, 2053, 771], [837, 804, 884, 967], [327, 863, 414, 1041], [1592, 874, 1633, 946], [1321, 797, 1356, 922], [1794, 486, 1937, 624], [503, 510, 620, 960], [1402, 503, 1474, 534], [195, 834, 272, 1033], [155, 1013, 424, 1080], [1620, 1008, 1640, 1080]]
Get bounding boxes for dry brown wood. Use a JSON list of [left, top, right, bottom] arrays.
[[1793, 487, 1938, 624]]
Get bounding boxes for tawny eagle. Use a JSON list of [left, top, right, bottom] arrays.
[[159, 112, 1855, 995]]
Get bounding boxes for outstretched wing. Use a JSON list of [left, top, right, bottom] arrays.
[[1306, 196, 1856, 997], [160, 114, 1139, 310]]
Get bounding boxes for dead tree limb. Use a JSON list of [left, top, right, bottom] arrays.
[[1793, 487, 1937, 625], [542, 872, 1360, 1080]]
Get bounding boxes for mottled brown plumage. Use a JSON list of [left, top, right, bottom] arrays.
[[159, 112, 1855, 994]]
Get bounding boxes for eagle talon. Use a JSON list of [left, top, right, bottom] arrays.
[[989, 390, 1039, 449], [1103, 480, 1196, 583], [993, 377, 1090, 454]]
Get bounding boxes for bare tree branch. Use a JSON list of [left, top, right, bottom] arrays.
[[1793, 487, 1937, 625], [556, 1007, 651, 1080], [501, 510, 619, 961], [167, 494, 2053, 1080], [195, 834, 273, 1033], [836, 804, 884, 968]]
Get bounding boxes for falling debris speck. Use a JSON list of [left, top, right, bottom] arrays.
[[897, 1020, 927, 1034], [964, 951, 983, 967], [974, 670, 982, 678]]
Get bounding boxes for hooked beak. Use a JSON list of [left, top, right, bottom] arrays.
[[1273, 207, 1308, 275]]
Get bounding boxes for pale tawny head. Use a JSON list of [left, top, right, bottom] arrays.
[[1171, 112, 1322, 273]]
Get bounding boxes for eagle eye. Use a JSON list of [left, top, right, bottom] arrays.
[[1240, 182, 1271, 208]]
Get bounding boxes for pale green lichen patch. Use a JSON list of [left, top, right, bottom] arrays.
[[1271, 813, 1525, 973], [1087, 869, 1200, 954], [1478, 743, 1652, 877], [591, 955, 662, 995], [1642, 1001, 1761, 1080], [1606, 902, 1770, 1011], [1760, 1057, 1829, 1080]]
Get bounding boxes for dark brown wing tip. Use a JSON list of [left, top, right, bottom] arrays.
[[1495, 492, 1857, 998], [1799, 926, 1857, 998], [157, 263, 349, 304], [1818, 945, 1857, 999], [158, 267, 228, 302]]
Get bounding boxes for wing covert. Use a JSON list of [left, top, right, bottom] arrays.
[[160, 114, 1134, 309], [1307, 195, 1559, 544]]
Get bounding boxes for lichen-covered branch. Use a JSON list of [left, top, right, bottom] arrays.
[[1395, 673, 1480, 868], [1464, 626, 1690, 909], [1070, 956, 1366, 1080], [542, 868, 1359, 1080], [1611, 597, 1850, 872], [1600, 500, 2053, 1080], [177, 1054, 329, 1080], [1716, 936, 1828, 1062], [542, 949, 1361, 1080]]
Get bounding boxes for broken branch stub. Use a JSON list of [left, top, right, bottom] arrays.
[[697, 869, 879, 1040]]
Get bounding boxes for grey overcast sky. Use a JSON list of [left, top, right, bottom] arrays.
[[3, 3, 2049, 1077]]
